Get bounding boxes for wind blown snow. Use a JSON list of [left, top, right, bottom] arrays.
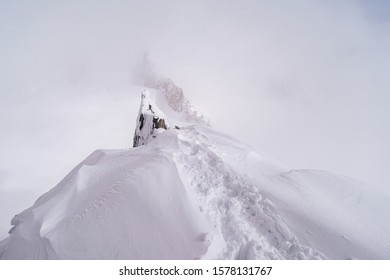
[[1, 89, 389, 260]]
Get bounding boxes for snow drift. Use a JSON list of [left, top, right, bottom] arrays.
[[1, 89, 389, 259]]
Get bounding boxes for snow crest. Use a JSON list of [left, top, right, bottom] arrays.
[[1, 90, 390, 259]]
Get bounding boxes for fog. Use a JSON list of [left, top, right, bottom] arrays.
[[1, 0, 389, 192]]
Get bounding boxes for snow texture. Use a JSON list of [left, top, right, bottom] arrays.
[[1, 89, 390, 260], [0, 82, 142, 240]]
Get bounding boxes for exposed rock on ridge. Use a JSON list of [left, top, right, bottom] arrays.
[[133, 90, 169, 147]]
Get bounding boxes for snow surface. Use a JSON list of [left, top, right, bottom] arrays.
[[0, 81, 142, 239], [1, 88, 390, 259]]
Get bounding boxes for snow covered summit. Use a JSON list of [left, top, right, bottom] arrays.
[[1, 89, 390, 260]]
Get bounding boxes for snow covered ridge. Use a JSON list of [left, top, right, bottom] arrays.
[[135, 56, 209, 126], [132, 87, 205, 147], [1, 91, 390, 259], [143, 77, 208, 125]]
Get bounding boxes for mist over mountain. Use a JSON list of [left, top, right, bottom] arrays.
[[1, 0, 389, 190], [1, 87, 389, 259], [1, 0, 390, 259]]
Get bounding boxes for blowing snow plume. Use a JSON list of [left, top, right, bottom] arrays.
[[1, 87, 390, 259], [134, 55, 209, 125]]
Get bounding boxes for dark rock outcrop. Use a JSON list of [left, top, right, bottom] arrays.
[[133, 90, 168, 147]]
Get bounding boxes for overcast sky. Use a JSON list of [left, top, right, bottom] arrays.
[[1, 0, 389, 191]]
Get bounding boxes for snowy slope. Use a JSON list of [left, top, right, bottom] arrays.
[[0, 81, 143, 239], [1, 89, 389, 259]]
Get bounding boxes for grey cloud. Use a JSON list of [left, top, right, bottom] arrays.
[[0, 0, 389, 190]]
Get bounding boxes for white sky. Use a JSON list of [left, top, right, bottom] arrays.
[[1, 0, 389, 191]]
